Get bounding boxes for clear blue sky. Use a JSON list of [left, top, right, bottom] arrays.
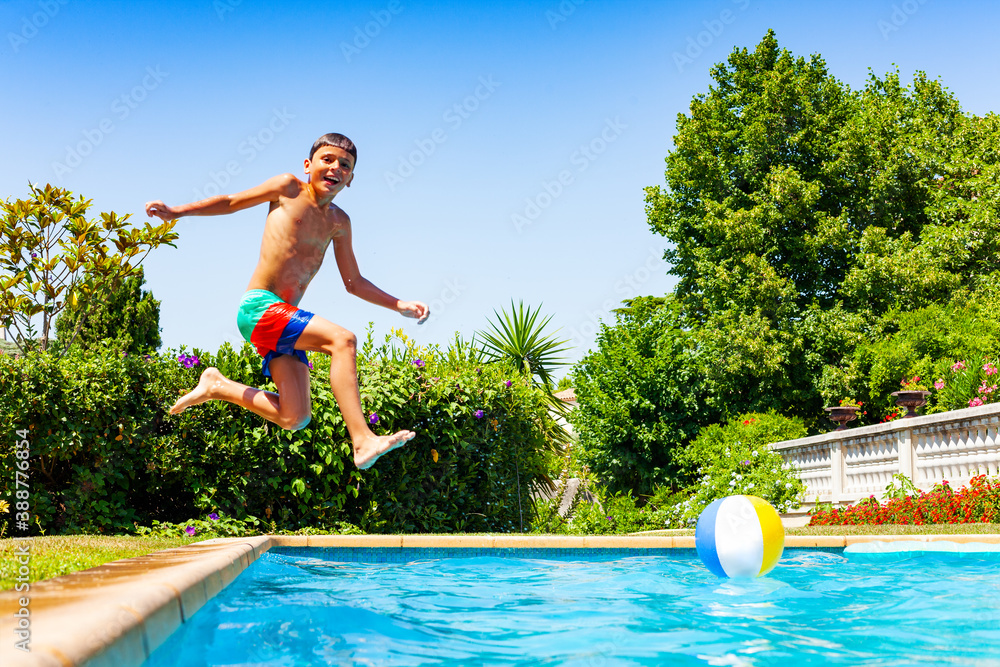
[[3, 0, 999, 371]]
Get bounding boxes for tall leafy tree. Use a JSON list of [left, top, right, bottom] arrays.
[[0, 184, 177, 355], [55, 266, 162, 353], [643, 30, 998, 422]]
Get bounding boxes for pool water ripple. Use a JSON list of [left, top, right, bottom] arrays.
[[143, 547, 1000, 666]]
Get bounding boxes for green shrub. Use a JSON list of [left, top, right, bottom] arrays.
[[670, 412, 807, 526], [0, 329, 553, 535], [529, 485, 681, 535], [135, 511, 261, 538], [571, 297, 720, 496]]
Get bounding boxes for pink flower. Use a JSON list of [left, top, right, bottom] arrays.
[[934, 379, 945, 390], [952, 361, 966, 372], [969, 397, 984, 408], [984, 362, 998, 376]]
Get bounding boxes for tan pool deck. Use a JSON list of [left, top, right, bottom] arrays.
[[2, 532, 999, 667]]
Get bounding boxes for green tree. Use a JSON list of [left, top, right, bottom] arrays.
[[643, 30, 999, 423], [571, 296, 720, 495], [55, 266, 162, 353], [0, 184, 177, 355]]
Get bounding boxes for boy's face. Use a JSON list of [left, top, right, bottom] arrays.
[[304, 146, 355, 197]]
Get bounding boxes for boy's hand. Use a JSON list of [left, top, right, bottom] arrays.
[[145, 200, 180, 221], [398, 301, 430, 324]]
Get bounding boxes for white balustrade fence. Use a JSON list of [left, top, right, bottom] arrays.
[[769, 402, 1000, 505]]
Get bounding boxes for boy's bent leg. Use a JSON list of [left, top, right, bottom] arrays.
[[295, 315, 415, 468], [169, 357, 312, 430]]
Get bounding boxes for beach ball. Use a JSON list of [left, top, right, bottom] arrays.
[[695, 495, 785, 579]]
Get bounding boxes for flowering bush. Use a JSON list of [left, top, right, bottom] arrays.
[[135, 511, 260, 538], [0, 328, 554, 535], [669, 412, 806, 526], [898, 375, 928, 391], [927, 356, 1000, 412], [808, 475, 1000, 525]]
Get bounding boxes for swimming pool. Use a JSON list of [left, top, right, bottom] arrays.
[[141, 546, 1000, 666]]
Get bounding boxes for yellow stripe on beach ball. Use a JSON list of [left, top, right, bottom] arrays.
[[747, 495, 785, 576]]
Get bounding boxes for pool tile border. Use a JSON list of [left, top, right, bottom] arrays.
[[3, 532, 999, 666]]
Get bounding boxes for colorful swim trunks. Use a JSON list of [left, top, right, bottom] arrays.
[[236, 289, 315, 377]]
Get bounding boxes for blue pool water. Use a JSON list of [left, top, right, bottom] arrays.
[[143, 547, 1000, 666]]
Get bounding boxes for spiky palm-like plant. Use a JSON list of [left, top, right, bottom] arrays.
[[477, 301, 569, 389], [477, 301, 573, 455]]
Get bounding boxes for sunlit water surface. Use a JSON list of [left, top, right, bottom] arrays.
[[143, 546, 1000, 666]]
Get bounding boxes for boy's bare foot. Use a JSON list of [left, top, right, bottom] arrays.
[[354, 430, 416, 470], [170, 367, 225, 414]]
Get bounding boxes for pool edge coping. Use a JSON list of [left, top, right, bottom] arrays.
[[2, 532, 999, 666]]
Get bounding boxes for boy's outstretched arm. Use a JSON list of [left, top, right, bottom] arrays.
[[145, 173, 301, 221], [333, 215, 430, 323]]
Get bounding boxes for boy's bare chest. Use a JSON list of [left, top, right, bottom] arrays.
[[267, 208, 337, 249]]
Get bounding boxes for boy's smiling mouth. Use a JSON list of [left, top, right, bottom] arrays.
[[324, 175, 341, 186]]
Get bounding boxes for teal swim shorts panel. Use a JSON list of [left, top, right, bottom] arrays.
[[237, 289, 283, 342]]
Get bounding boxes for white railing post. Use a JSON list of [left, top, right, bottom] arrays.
[[831, 440, 843, 503], [898, 426, 914, 482]]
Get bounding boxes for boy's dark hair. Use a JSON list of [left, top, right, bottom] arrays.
[[309, 133, 357, 166]]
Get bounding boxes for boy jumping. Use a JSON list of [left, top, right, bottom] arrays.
[[145, 133, 428, 469]]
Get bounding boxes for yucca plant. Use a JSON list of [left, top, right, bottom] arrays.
[[476, 301, 573, 451], [477, 301, 569, 388]]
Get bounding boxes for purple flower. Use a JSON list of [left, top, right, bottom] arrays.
[[369, 412, 379, 425], [308, 361, 314, 370], [741, 460, 751, 466], [185, 525, 196, 536], [474, 410, 485, 419], [208, 512, 219, 521], [30, 252, 38, 259], [505, 380, 512, 388], [177, 353, 200, 369], [475, 368, 482, 374], [412, 359, 425, 368]]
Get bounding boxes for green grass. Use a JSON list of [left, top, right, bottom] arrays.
[[5, 524, 1000, 590], [787, 523, 1000, 536], [0, 535, 201, 590]]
